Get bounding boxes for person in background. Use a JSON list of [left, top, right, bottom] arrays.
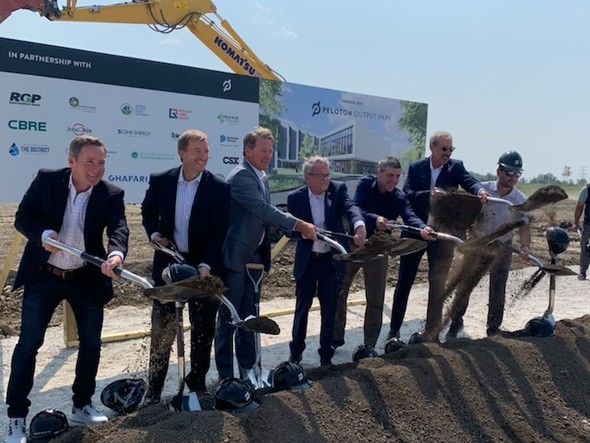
[[573, 183, 590, 280], [288, 156, 366, 367], [215, 127, 317, 380], [445, 150, 531, 338], [141, 129, 229, 404], [387, 130, 489, 342], [5, 135, 129, 443], [333, 156, 434, 350]]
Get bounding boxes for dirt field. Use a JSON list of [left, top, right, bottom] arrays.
[[1, 196, 589, 442]]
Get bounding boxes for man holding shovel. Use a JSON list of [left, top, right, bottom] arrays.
[[387, 130, 489, 342], [5, 135, 128, 443], [445, 150, 531, 338], [333, 156, 434, 351], [288, 156, 366, 367], [215, 127, 317, 380], [141, 129, 230, 404], [573, 183, 590, 281]]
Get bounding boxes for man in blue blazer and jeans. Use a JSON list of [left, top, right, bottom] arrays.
[[215, 127, 317, 380], [288, 156, 366, 367], [387, 130, 489, 342]]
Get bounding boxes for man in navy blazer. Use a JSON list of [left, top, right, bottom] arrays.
[[387, 130, 489, 342], [141, 129, 229, 404], [5, 136, 128, 441], [288, 156, 366, 367], [333, 156, 435, 351], [215, 127, 317, 380]]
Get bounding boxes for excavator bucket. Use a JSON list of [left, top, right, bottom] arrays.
[[0, 0, 45, 23]]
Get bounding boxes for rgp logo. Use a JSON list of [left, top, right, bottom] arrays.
[[223, 156, 239, 164], [9, 92, 42, 106]]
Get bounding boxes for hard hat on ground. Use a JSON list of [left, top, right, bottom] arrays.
[[29, 409, 69, 441], [214, 378, 259, 413], [352, 344, 378, 362], [272, 361, 311, 391], [100, 378, 146, 414]]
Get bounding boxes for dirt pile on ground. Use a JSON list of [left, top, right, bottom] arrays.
[[53, 316, 590, 443]]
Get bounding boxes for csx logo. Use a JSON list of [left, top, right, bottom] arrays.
[[8, 120, 47, 131], [223, 156, 239, 164], [9, 92, 42, 105]]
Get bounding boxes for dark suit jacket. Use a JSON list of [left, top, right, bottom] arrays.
[[354, 175, 425, 237], [403, 158, 483, 223], [223, 161, 297, 272], [141, 167, 230, 284], [288, 181, 364, 280], [13, 168, 129, 303]]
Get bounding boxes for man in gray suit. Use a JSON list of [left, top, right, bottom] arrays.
[[215, 127, 317, 380]]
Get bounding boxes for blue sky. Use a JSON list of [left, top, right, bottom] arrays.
[[2, 0, 588, 181]]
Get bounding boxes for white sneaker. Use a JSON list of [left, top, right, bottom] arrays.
[[5, 417, 27, 443], [70, 404, 108, 426]]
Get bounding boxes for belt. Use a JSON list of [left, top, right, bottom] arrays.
[[42, 264, 85, 281], [311, 251, 331, 258]]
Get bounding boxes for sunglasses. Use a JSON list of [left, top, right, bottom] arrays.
[[439, 145, 455, 153], [501, 168, 522, 178]]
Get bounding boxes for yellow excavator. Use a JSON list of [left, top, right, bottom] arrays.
[[0, 0, 283, 81]]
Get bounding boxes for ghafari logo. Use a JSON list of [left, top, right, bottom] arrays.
[[222, 79, 232, 92], [9, 92, 41, 106]]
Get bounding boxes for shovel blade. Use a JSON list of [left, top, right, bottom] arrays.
[[166, 392, 201, 412], [241, 316, 281, 335], [510, 185, 568, 212], [242, 367, 273, 390]]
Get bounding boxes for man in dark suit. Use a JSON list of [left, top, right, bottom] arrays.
[[288, 156, 366, 367], [141, 129, 230, 404], [5, 135, 128, 442], [333, 157, 435, 350], [215, 127, 317, 380], [387, 130, 489, 342]]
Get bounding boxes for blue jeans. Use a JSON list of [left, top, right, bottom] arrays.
[[6, 274, 104, 418]]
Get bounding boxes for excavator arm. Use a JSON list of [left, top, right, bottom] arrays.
[[0, 0, 282, 80]]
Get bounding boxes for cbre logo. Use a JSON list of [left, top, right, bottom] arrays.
[[9, 92, 42, 106]]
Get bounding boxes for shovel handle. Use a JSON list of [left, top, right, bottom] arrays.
[[316, 232, 348, 254], [387, 223, 464, 245], [44, 237, 153, 289], [510, 245, 544, 268]]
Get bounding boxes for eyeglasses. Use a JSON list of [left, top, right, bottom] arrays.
[[439, 145, 456, 153], [501, 168, 522, 178], [308, 173, 331, 179]]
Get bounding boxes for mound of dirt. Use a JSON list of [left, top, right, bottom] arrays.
[[53, 316, 590, 443]]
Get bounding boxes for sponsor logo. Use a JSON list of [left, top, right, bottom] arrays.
[[8, 120, 47, 131], [66, 123, 93, 135], [171, 132, 180, 140], [311, 101, 391, 120], [69, 96, 97, 113], [107, 174, 149, 183], [223, 156, 239, 165], [8, 142, 50, 156], [216, 113, 240, 125], [220, 134, 240, 144], [121, 103, 150, 117], [117, 128, 151, 137], [222, 79, 232, 92], [130, 151, 176, 161], [9, 92, 41, 106], [168, 108, 193, 120]]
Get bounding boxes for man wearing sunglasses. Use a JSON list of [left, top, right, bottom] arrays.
[[387, 130, 489, 343], [445, 150, 531, 339]]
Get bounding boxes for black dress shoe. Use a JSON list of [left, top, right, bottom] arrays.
[[320, 358, 333, 368], [386, 329, 400, 341], [332, 339, 345, 348], [142, 389, 161, 406]]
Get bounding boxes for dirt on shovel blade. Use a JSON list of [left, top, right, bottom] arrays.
[[512, 185, 568, 212], [243, 316, 281, 335], [174, 275, 226, 297], [429, 190, 482, 235]]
